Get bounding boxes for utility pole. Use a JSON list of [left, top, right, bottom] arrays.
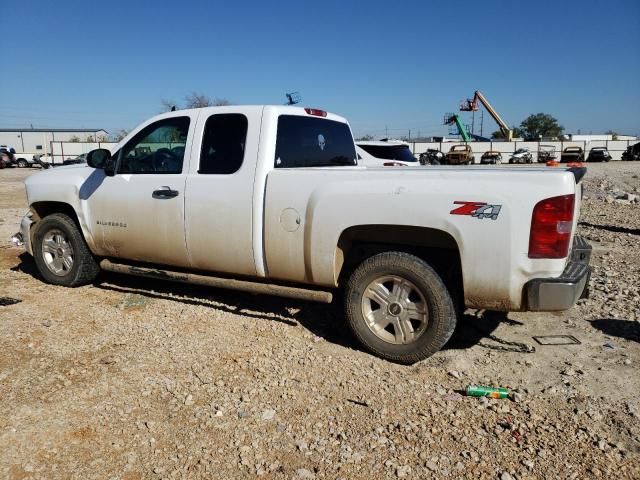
[[480, 111, 484, 136], [385, 125, 388, 137], [408, 129, 411, 140], [471, 110, 475, 135]]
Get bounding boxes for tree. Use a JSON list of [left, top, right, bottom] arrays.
[[160, 98, 178, 112], [355, 134, 374, 141], [112, 129, 130, 142], [96, 134, 109, 143], [85, 134, 95, 142], [605, 130, 619, 140], [519, 113, 563, 140], [212, 97, 231, 106], [69, 135, 81, 143], [163, 93, 232, 111]]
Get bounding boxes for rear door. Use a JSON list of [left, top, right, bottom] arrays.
[[184, 107, 263, 276]]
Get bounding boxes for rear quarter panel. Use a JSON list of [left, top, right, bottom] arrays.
[[264, 167, 578, 311]]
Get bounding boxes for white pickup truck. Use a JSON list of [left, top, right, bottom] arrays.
[[14, 105, 591, 364]]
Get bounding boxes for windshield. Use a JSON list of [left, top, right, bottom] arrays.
[[450, 145, 467, 152], [357, 144, 416, 162]]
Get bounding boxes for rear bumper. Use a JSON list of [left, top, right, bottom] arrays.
[[525, 236, 591, 311]]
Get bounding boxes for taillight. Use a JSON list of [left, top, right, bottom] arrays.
[[528, 194, 575, 258], [304, 108, 327, 117], [383, 162, 406, 167]]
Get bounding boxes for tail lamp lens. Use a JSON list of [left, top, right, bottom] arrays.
[[528, 194, 575, 258]]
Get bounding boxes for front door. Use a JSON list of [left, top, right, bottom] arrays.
[[85, 115, 194, 267]]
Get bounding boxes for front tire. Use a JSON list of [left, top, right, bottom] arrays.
[[33, 213, 100, 287], [344, 252, 457, 364], [17, 159, 29, 168]]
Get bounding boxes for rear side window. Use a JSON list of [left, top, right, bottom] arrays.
[[199, 114, 248, 174], [275, 115, 357, 168], [358, 145, 417, 162]]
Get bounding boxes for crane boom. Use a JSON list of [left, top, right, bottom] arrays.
[[444, 114, 470, 142], [461, 90, 513, 141]]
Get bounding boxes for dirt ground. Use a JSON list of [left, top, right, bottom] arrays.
[[0, 163, 639, 479]]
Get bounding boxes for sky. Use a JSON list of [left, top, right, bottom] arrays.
[[1, 0, 639, 138]]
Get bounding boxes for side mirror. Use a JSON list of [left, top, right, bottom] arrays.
[[87, 149, 115, 176], [9, 148, 16, 154]]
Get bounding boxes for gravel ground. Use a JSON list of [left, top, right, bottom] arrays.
[[0, 163, 639, 479]]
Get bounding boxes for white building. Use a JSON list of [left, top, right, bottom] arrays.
[[0, 128, 108, 157]]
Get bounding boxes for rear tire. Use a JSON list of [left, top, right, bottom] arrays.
[[344, 252, 457, 364], [17, 159, 28, 168], [33, 213, 100, 287]]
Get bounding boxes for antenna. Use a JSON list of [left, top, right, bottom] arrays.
[[285, 92, 301, 105]]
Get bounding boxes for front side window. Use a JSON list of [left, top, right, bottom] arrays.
[[199, 114, 248, 174], [118, 117, 190, 174], [275, 115, 356, 168]]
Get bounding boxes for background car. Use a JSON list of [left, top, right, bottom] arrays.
[[356, 140, 418, 167], [0, 146, 15, 168], [560, 146, 585, 163], [63, 153, 88, 165], [621, 142, 640, 161], [418, 149, 444, 165], [509, 148, 533, 164], [538, 145, 557, 163], [480, 151, 502, 164], [587, 147, 612, 162], [444, 144, 474, 165]]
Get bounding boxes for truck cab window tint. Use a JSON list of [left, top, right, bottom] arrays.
[[118, 117, 190, 174], [275, 115, 357, 168], [199, 114, 248, 174]]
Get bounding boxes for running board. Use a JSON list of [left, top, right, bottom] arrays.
[[99, 259, 334, 304]]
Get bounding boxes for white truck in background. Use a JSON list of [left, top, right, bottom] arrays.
[[14, 105, 591, 364]]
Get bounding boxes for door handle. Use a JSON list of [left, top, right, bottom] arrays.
[[152, 186, 179, 199]]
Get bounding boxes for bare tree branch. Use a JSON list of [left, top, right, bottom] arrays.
[[160, 98, 178, 112], [184, 92, 213, 108]]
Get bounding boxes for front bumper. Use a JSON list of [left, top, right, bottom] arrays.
[[14, 213, 34, 255], [525, 236, 591, 311]]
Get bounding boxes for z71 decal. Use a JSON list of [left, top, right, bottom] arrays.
[[450, 201, 502, 220]]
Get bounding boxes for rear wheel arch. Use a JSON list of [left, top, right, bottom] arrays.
[[335, 225, 463, 300]]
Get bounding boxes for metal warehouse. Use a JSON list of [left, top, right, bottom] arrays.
[[0, 128, 108, 156]]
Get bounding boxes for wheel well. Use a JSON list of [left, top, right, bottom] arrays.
[[30, 201, 80, 225], [336, 225, 463, 298]]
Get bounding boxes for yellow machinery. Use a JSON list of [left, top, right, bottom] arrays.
[[460, 90, 513, 141]]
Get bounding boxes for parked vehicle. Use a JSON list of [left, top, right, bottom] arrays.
[[0, 145, 40, 168], [0, 146, 15, 169], [356, 140, 417, 167], [480, 151, 502, 164], [444, 144, 474, 165], [561, 146, 585, 163], [538, 145, 557, 163], [509, 148, 533, 164], [621, 142, 640, 161], [63, 153, 88, 166], [586, 147, 611, 162], [419, 149, 444, 165], [14, 105, 591, 364]]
